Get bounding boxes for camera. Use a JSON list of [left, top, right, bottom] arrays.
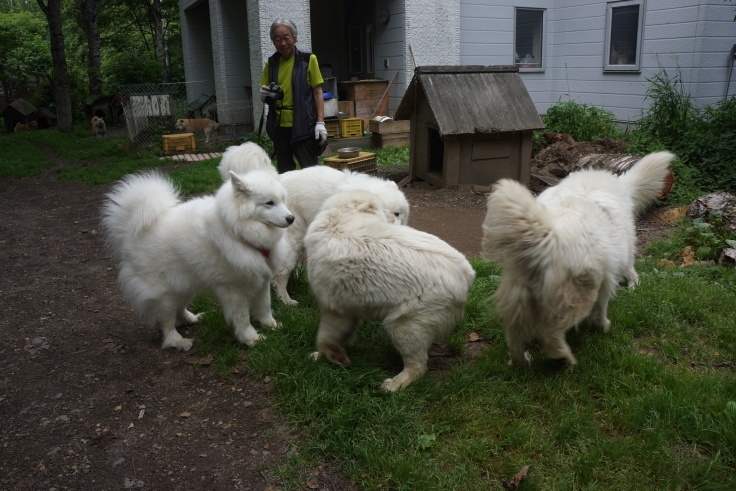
[[264, 82, 284, 105]]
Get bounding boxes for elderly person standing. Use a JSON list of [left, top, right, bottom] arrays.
[[260, 18, 327, 173]]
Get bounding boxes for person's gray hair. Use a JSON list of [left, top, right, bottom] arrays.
[[270, 18, 298, 41]]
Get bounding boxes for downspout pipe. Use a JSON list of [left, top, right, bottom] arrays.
[[724, 44, 736, 103]]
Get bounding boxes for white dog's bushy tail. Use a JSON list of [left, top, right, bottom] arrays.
[[101, 171, 180, 255], [482, 179, 554, 268], [618, 151, 675, 215]]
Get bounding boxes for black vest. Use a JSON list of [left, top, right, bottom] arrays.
[[266, 48, 317, 144]]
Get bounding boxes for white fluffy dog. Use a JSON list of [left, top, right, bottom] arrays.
[[305, 190, 475, 391], [101, 169, 294, 350], [217, 141, 274, 181], [216, 151, 411, 306], [482, 151, 675, 367], [275, 166, 410, 305]]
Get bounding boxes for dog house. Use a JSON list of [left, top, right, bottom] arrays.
[[395, 66, 545, 188], [1, 98, 38, 133]]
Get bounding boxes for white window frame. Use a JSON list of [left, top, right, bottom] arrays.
[[604, 0, 645, 72], [514, 8, 546, 73]]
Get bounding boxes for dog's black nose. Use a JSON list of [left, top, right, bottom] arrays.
[[286, 215, 295, 225]]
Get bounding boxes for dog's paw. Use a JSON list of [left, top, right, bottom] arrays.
[[309, 351, 321, 361], [176, 310, 202, 326], [161, 335, 194, 352], [508, 351, 532, 368], [259, 317, 280, 330], [321, 343, 350, 366], [282, 298, 299, 307], [381, 377, 404, 392], [234, 325, 262, 347]]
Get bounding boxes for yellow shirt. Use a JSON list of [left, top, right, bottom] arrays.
[[260, 53, 323, 127]]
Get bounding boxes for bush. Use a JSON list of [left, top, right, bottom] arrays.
[[631, 69, 736, 195], [541, 99, 623, 142]]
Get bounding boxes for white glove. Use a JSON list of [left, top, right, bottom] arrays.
[[315, 122, 327, 143], [259, 85, 270, 103]]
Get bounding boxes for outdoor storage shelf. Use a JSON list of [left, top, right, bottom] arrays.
[[323, 152, 377, 175], [162, 133, 196, 154]]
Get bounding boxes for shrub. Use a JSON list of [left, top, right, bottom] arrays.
[[631, 69, 736, 195], [541, 99, 623, 142]]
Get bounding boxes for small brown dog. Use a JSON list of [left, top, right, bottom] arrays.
[[175, 118, 220, 143], [14, 121, 37, 133], [92, 116, 106, 138]]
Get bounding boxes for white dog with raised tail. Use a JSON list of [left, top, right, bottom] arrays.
[[482, 151, 675, 367], [102, 169, 294, 350]]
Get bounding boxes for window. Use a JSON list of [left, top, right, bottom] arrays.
[[605, 0, 645, 71], [515, 9, 545, 71]]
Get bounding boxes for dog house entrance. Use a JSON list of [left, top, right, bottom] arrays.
[[427, 127, 444, 175]]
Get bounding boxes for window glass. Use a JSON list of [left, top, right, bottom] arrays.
[[515, 9, 544, 70], [605, 0, 644, 71], [609, 5, 639, 65]]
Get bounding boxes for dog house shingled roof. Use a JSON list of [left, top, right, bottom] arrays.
[[394, 65, 545, 135]]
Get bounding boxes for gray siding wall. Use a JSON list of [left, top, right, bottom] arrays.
[[461, 0, 736, 123], [374, 0, 461, 115]]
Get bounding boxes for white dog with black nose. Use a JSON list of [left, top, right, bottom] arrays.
[[304, 190, 475, 391]]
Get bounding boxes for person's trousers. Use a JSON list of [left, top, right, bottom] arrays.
[[273, 127, 319, 173]]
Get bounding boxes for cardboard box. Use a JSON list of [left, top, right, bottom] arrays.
[[324, 97, 339, 118], [162, 133, 196, 154], [338, 100, 355, 118], [323, 152, 377, 175]]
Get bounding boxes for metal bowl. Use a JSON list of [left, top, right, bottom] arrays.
[[337, 147, 360, 159]]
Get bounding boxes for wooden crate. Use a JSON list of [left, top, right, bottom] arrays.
[[339, 118, 363, 138], [324, 119, 340, 139], [354, 99, 380, 119], [372, 132, 410, 149], [343, 80, 388, 100], [162, 133, 196, 154], [323, 152, 377, 175], [368, 119, 410, 134]]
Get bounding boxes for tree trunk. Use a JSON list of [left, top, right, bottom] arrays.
[[151, 0, 169, 82], [77, 0, 104, 98], [37, 0, 74, 133]]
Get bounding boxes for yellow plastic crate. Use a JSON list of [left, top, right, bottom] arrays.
[[323, 152, 377, 175], [162, 133, 196, 154], [339, 118, 363, 138], [324, 120, 340, 139]]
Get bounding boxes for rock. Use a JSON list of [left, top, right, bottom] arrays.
[[686, 192, 736, 232], [719, 248, 736, 267]]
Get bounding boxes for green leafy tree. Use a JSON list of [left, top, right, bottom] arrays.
[[0, 10, 51, 103]]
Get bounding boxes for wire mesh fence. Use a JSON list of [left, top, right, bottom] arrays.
[[119, 81, 256, 150]]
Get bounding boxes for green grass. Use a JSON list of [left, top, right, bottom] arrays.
[[187, 258, 736, 490], [4, 128, 735, 489]]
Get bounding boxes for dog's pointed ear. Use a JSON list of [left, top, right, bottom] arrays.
[[230, 171, 253, 196], [356, 198, 379, 215]]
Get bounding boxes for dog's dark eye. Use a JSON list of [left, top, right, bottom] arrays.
[[394, 212, 400, 218], [265, 200, 275, 206]]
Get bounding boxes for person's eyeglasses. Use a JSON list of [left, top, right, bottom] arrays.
[[272, 35, 292, 44]]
